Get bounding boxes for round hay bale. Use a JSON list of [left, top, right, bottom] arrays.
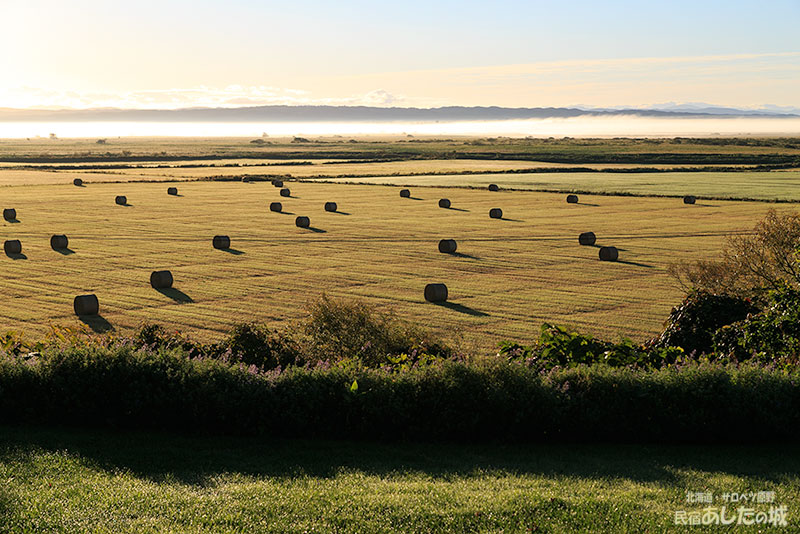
[[269, 202, 282, 212], [167, 186, 178, 196], [295, 216, 310, 228], [488, 183, 499, 191], [438, 198, 451, 208], [73, 294, 99, 316], [566, 194, 579, 204], [4, 239, 21, 255], [272, 179, 284, 188], [599, 246, 619, 261], [50, 234, 69, 250], [3, 208, 16, 221], [115, 195, 127, 206], [489, 208, 503, 219], [438, 239, 457, 254], [280, 188, 291, 197], [324, 202, 337, 212], [400, 189, 411, 198], [578, 232, 596, 246], [424, 283, 448, 303], [241, 176, 251, 183], [212, 235, 231, 249], [73, 178, 83, 186], [150, 270, 174, 289], [683, 195, 696, 204]]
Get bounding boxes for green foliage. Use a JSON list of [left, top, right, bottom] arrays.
[[498, 324, 683, 369], [651, 291, 757, 355], [714, 286, 800, 362], [1, 345, 798, 442]]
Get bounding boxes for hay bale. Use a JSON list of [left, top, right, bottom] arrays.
[[324, 202, 337, 212], [296, 216, 310, 228], [272, 179, 284, 188], [599, 246, 619, 261], [167, 186, 178, 196], [3, 239, 21, 255], [150, 270, 174, 289], [683, 195, 696, 204], [241, 176, 251, 183], [269, 202, 282, 212], [400, 189, 411, 198], [438, 198, 451, 208], [489, 208, 503, 219], [50, 234, 69, 250], [488, 184, 499, 191], [438, 239, 457, 254], [578, 232, 596, 246], [424, 283, 448, 302], [566, 194, 579, 204], [280, 188, 291, 197], [73, 178, 83, 186], [73, 294, 99, 316], [212, 235, 231, 249], [115, 195, 127, 206], [3, 208, 16, 221]]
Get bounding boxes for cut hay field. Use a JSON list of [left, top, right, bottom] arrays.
[[0, 177, 786, 349], [0, 160, 761, 187], [324, 170, 800, 201]]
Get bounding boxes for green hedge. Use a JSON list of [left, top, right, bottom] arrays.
[[1, 346, 798, 442]]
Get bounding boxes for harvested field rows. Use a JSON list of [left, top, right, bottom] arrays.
[[322, 170, 800, 201], [0, 179, 786, 349]]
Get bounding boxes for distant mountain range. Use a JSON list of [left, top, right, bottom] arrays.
[[581, 102, 800, 116], [0, 104, 797, 122]]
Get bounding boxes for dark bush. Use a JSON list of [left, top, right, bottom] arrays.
[[221, 322, 302, 369], [1, 346, 798, 442], [713, 286, 800, 361], [650, 291, 757, 355]]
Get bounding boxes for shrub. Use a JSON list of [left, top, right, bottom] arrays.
[[499, 324, 683, 369], [669, 209, 800, 297], [220, 322, 302, 369], [713, 286, 800, 362], [650, 291, 757, 355], [1, 346, 798, 442], [302, 294, 450, 366]]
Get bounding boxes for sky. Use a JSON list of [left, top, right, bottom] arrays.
[[1, 0, 798, 110]]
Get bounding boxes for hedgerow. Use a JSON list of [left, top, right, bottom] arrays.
[[1, 345, 797, 442]]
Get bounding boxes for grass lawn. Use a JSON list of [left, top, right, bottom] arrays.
[[0, 426, 797, 533], [323, 170, 800, 201]]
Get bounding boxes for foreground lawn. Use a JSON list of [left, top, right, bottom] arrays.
[[0, 426, 797, 533]]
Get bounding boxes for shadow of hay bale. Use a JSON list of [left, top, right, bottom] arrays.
[[78, 314, 114, 333], [155, 288, 194, 303]]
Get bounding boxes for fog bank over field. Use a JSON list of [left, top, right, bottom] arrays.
[[1, 115, 799, 139]]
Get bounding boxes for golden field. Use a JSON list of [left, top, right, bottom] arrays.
[[0, 177, 787, 349]]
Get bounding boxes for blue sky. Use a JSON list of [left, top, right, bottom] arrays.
[[1, 0, 798, 108]]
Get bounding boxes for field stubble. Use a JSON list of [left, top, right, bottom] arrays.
[[0, 179, 785, 349]]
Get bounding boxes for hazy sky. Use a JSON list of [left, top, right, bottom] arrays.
[[2, 0, 798, 109]]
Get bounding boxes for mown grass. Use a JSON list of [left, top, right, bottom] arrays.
[[0, 180, 788, 348], [324, 170, 800, 202], [1, 136, 798, 163], [0, 426, 797, 533]]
